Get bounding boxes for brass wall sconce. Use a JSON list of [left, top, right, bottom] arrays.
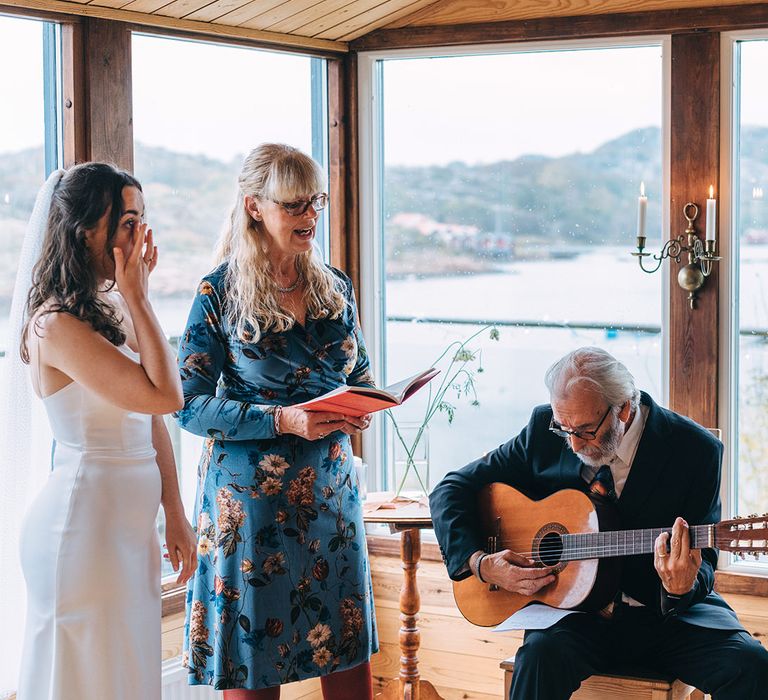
[[631, 190, 721, 309]]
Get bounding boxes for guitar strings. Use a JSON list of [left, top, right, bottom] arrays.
[[490, 526, 710, 549], [483, 526, 714, 561]]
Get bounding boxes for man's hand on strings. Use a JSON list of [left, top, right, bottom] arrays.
[[654, 517, 701, 596], [479, 550, 557, 595]]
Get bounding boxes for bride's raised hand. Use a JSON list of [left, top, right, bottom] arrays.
[[144, 226, 159, 274], [113, 223, 157, 304]]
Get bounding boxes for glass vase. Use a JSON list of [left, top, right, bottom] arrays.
[[392, 423, 429, 497]]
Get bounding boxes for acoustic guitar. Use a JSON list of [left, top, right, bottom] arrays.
[[452, 482, 768, 627]]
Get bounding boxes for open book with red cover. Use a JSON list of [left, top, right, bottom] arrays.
[[294, 367, 440, 417]]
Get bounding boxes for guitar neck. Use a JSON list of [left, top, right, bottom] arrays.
[[563, 524, 714, 561]]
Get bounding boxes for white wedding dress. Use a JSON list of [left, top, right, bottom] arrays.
[[17, 346, 162, 700]]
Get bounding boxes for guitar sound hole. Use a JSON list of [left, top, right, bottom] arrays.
[[538, 532, 564, 566]]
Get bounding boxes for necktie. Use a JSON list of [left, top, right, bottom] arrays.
[[587, 464, 617, 502], [586, 464, 620, 619]]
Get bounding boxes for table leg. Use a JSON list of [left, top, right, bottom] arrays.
[[376, 528, 444, 700]]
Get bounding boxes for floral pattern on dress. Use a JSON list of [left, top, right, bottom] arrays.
[[176, 264, 378, 690]]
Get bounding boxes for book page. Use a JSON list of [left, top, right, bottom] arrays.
[[492, 604, 583, 632], [383, 368, 439, 403]]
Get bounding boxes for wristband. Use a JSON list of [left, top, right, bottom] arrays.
[[273, 405, 283, 435], [475, 552, 489, 583]]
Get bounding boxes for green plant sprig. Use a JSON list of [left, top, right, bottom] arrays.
[[386, 325, 499, 496]]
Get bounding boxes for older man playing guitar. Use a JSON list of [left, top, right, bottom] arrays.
[[430, 346, 768, 700]]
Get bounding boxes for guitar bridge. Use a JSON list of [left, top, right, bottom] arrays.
[[487, 517, 501, 591]]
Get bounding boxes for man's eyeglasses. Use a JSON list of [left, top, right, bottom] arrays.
[[549, 405, 613, 441], [271, 192, 328, 217]]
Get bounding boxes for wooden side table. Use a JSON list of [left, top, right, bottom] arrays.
[[364, 493, 445, 700]]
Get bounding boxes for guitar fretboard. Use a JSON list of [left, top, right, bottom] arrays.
[[561, 524, 713, 561]]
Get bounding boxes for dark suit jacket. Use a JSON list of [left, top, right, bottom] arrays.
[[429, 391, 743, 630]]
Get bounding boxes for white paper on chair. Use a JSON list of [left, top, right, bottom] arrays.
[[492, 603, 584, 632]]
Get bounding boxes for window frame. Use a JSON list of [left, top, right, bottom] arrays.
[[357, 36, 672, 493], [719, 28, 768, 575], [127, 29, 335, 584]]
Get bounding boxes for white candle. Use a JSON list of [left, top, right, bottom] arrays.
[[637, 181, 648, 238], [706, 185, 717, 243]]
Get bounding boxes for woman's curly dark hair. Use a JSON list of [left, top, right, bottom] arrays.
[[20, 162, 142, 363]]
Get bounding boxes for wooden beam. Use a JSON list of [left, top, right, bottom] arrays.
[[1, 0, 348, 53], [83, 18, 133, 169], [328, 53, 363, 457], [61, 22, 87, 167], [350, 2, 768, 51], [119, 21, 341, 58], [328, 57, 347, 274], [0, 2, 81, 21], [344, 52, 360, 298], [385, 0, 767, 30], [668, 32, 720, 429], [327, 53, 360, 296]]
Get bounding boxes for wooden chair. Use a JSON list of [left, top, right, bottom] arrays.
[[500, 656, 706, 700]]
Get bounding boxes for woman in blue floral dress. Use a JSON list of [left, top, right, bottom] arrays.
[[177, 144, 377, 699]]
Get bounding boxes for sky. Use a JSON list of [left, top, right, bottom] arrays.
[[1, 17, 768, 166], [381, 47, 663, 166]]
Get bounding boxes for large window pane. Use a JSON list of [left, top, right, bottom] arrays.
[[0, 17, 56, 355], [369, 45, 664, 492], [0, 15, 61, 695], [735, 39, 768, 563], [131, 34, 328, 575]]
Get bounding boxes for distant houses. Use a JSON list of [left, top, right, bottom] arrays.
[[388, 212, 580, 260]]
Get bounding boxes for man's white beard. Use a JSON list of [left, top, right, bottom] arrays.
[[572, 415, 623, 468]]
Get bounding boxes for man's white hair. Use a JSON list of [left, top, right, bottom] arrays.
[[544, 346, 640, 410]]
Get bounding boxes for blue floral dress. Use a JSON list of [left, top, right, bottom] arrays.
[[176, 263, 378, 690]]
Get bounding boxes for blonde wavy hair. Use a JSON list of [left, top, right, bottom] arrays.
[[216, 143, 347, 341]]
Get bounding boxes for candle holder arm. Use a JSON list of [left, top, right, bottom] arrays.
[[631, 235, 684, 274]]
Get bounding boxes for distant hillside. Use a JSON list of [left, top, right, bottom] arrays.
[[384, 125, 768, 243], [384, 127, 662, 244], [0, 126, 767, 304]]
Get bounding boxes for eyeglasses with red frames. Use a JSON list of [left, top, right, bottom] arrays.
[[548, 405, 613, 441], [270, 192, 328, 217]]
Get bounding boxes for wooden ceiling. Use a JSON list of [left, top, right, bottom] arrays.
[[2, 0, 767, 53]]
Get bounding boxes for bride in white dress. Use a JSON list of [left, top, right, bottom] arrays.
[[15, 163, 197, 700]]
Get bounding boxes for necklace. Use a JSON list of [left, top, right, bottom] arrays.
[[275, 270, 304, 294]]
